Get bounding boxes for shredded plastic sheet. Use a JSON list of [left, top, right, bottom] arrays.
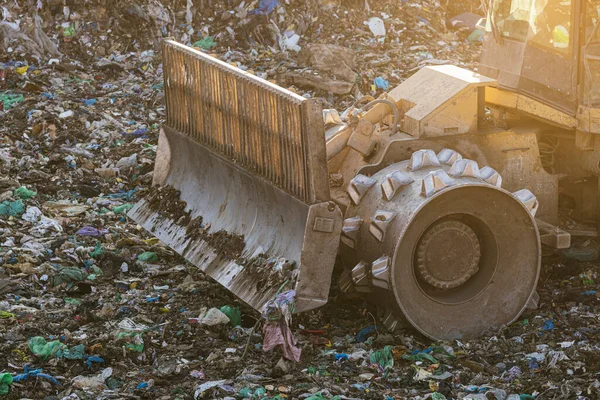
[[262, 290, 301, 362], [90, 242, 105, 258], [194, 379, 227, 399], [249, 0, 279, 15], [370, 345, 394, 374], [137, 251, 158, 262], [29, 336, 67, 360], [0, 15, 61, 58], [13, 366, 61, 386], [0, 93, 24, 110], [53, 267, 86, 286], [0, 200, 24, 217], [113, 203, 133, 214], [193, 36, 217, 50], [13, 186, 36, 199], [262, 320, 301, 362], [76, 226, 109, 237], [402, 350, 439, 364], [118, 317, 149, 332]]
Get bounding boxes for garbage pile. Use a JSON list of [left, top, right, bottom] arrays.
[[1, 0, 483, 109], [4, 0, 599, 399]]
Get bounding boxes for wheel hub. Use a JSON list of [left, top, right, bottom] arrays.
[[416, 220, 481, 289]]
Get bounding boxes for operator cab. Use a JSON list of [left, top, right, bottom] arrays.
[[479, 0, 600, 113]]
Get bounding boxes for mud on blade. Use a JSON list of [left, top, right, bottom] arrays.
[[129, 40, 341, 313]]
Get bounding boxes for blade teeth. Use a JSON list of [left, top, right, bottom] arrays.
[[348, 174, 377, 205], [437, 148, 462, 165], [421, 170, 453, 197], [382, 171, 414, 201], [513, 189, 539, 216], [371, 255, 391, 290], [448, 159, 481, 179], [409, 149, 441, 171], [369, 210, 396, 242], [480, 166, 503, 188], [351, 261, 371, 293], [341, 216, 363, 249], [382, 308, 399, 332]]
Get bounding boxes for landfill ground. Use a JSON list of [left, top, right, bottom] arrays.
[[1, 0, 600, 399]]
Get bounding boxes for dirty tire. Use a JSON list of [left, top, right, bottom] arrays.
[[339, 149, 541, 340]]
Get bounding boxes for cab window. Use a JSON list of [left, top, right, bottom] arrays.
[[489, 0, 572, 52]]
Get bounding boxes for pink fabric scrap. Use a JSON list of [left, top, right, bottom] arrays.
[[262, 320, 301, 362]]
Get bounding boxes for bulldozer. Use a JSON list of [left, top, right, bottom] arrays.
[[129, 0, 600, 340]]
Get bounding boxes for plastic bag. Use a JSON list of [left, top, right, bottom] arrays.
[[76, 226, 109, 237], [402, 351, 438, 364], [0, 93, 24, 109], [90, 242, 105, 258], [0, 200, 25, 217], [0, 373, 12, 395], [58, 344, 85, 360], [54, 266, 86, 286], [193, 36, 217, 50], [13, 186, 37, 199], [137, 252, 158, 262], [220, 305, 241, 327], [29, 336, 67, 360], [370, 345, 394, 373], [113, 203, 133, 214]]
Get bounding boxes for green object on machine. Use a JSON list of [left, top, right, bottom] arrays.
[[13, 186, 37, 199], [137, 251, 158, 262], [0, 200, 25, 217], [220, 305, 241, 326], [29, 336, 67, 360], [0, 373, 12, 395]]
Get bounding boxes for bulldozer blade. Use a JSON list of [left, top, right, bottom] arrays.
[[129, 126, 342, 313], [129, 40, 342, 314]]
